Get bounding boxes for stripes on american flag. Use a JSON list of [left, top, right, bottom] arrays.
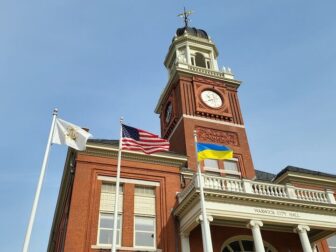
[[122, 124, 170, 154]]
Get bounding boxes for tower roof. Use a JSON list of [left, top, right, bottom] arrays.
[[175, 26, 209, 40]]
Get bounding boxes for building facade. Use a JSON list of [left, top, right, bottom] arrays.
[[48, 23, 336, 252]]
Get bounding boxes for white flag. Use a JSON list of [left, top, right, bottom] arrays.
[[52, 118, 92, 150]]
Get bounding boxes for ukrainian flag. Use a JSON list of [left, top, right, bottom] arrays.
[[197, 143, 233, 161]]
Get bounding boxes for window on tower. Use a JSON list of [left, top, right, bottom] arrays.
[[204, 159, 220, 172], [97, 183, 123, 246], [134, 186, 156, 249], [223, 159, 240, 175], [203, 158, 241, 177], [195, 52, 207, 68]]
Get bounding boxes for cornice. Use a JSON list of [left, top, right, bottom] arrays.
[[175, 189, 336, 218], [183, 114, 245, 128], [205, 190, 336, 213], [274, 171, 336, 188], [175, 188, 199, 216], [181, 169, 194, 178], [84, 143, 187, 167]]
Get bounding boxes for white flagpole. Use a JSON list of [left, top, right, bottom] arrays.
[[111, 117, 123, 252], [193, 130, 213, 252], [23, 108, 58, 252]]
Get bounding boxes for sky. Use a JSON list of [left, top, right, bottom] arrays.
[[1, 1, 336, 251]]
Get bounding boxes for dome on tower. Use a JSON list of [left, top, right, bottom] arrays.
[[175, 26, 209, 39]]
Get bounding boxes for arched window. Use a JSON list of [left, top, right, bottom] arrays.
[[195, 52, 206, 68], [221, 235, 277, 252]]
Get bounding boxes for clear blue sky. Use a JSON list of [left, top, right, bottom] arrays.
[[1, 1, 336, 251]]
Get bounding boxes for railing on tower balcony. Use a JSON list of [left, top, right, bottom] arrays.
[[177, 174, 336, 205], [187, 65, 227, 79], [174, 62, 235, 80]]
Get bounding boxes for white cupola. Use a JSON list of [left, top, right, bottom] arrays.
[[164, 26, 219, 72], [164, 23, 235, 81]]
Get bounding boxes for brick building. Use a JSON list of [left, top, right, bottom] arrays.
[[48, 23, 336, 252]]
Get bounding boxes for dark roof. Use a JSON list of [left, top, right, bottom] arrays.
[[255, 170, 276, 182], [274, 165, 336, 181], [176, 26, 209, 39], [88, 139, 119, 146]]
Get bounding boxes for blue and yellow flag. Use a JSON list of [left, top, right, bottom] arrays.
[[197, 143, 233, 161]]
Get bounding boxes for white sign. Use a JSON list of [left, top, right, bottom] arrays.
[[253, 208, 300, 218]]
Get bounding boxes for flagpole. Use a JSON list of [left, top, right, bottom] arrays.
[[111, 117, 123, 252], [23, 108, 58, 252], [193, 130, 213, 252]]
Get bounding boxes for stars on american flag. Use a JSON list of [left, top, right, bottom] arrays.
[[122, 124, 170, 154]]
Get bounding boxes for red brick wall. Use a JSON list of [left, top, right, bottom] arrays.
[[48, 168, 74, 251], [317, 239, 331, 252], [171, 117, 255, 179], [161, 74, 256, 179], [122, 183, 134, 247], [63, 153, 182, 252]]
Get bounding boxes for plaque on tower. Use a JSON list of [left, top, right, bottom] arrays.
[[197, 127, 239, 147]]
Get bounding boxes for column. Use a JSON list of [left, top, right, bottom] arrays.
[[185, 44, 191, 65], [294, 225, 313, 252], [180, 232, 190, 252], [196, 214, 213, 252], [247, 220, 265, 252], [210, 51, 218, 70]]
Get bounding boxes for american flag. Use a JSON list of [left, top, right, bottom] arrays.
[[122, 124, 170, 154]]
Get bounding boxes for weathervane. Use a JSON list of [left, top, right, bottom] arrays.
[[177, 7, 193, 27]]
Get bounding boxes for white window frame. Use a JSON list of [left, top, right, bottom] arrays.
[[134, 186, 156, 250], [223, 158, 241, 176], [133, 215, 156, 249], [97, 213, 122, 247], [221, 235, 277, 252], [203, 158, 241, 176], [204, 159, 220, 173], [96, 183, 123, 247]]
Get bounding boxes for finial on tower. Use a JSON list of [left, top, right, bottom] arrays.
[[177, 7, 193, 27]]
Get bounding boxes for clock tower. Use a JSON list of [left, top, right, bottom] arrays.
[[155, 20, 256, 179]]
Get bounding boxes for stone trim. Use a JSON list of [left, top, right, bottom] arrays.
[[84, 144, 187, 167], [97, 176, 160, 187], [91, 245, 161, 251]]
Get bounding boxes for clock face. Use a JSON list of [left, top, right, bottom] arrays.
[[201, 90, 223, 108], [165, 103, 173, 123]]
